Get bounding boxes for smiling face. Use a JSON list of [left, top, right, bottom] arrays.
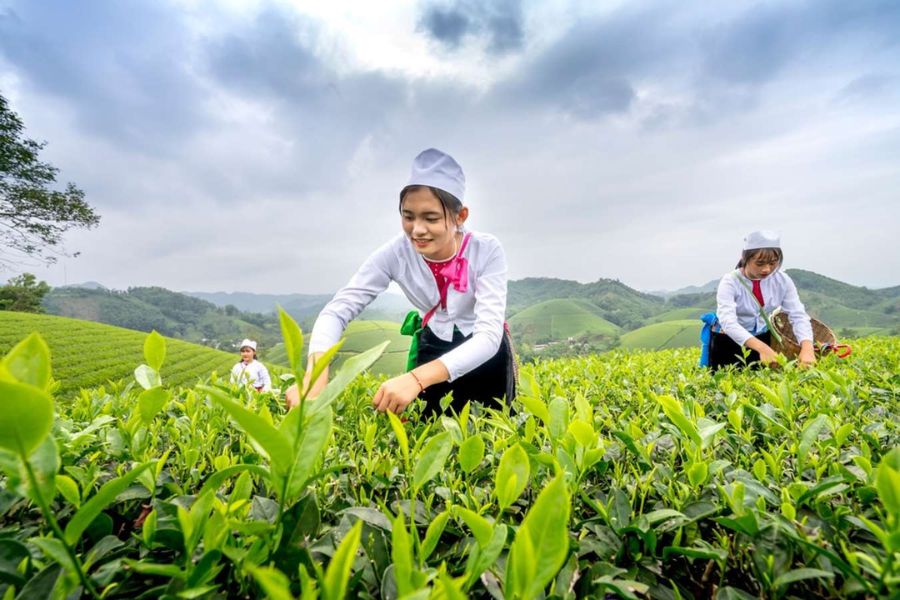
[[240, 347, 255, 363], [742, 248, 782, 280], [400, 186, 468, 261]]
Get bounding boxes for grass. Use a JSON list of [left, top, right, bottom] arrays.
[[0, 311, 242, 396]]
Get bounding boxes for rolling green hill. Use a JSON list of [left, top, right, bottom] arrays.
[[508, 278, 664, 329], [42, 286, 281, 349], [508, 299, 620, 344], [267, 320, 410, 376], [0, 311, 247, 397], [620, 320, 702, 351]]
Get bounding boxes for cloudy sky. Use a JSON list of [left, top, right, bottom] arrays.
[[1, 0, 898, 294]]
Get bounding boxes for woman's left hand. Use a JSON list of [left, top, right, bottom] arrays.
[[798, 341, 816, 368], [372, 373, 421, 414]]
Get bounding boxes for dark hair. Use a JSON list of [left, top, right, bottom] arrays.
[[399, 185, 463, 226], [736, 247, 783, 268]]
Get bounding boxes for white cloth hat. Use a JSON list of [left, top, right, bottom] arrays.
[[743, 230, 781, 250], [404, 148, 465, 202], [239, 339, 257, 351]]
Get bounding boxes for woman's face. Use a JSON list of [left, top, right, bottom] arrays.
[[400, 188, 464, 261], [743, 252, 781, 280], [240, 347, 255, 362]]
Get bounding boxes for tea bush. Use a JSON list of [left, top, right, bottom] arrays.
[[0, 313, 897, 599]]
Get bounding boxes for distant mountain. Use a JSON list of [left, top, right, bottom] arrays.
[[186, 290, 414, 323], [38, 269, 897, 358], [185, 291, 332, 315], [646, 279, 718, 299], [42, 286, 281, 350], [61, 281, 108, 290]]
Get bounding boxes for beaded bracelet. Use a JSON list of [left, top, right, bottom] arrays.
[[409, 371, 425, 394]]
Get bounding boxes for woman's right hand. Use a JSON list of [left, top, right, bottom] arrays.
[[285, 352, 328, 410], [757, 344, 779, 366], [285, 384, 300, 409]]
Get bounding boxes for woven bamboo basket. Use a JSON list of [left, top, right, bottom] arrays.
[[770, 309, 837, 359]]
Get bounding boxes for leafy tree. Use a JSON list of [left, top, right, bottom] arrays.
[[1, 92, 100, 267], [0, 272, 51, 312]]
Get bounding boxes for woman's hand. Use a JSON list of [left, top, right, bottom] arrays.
[[745, 336, 779, 366], [285, 352, 328, 411], [285, 384, 300, 410], [757, 344, 780, 366], [798, 340, 816, 368], [372, 373, 422, 414]]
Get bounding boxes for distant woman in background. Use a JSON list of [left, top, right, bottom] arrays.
[[708, 230, 815, 370], [285, 148, 515, 417], [231, 338, 272, 392]]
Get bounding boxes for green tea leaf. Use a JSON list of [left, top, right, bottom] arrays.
[[458, 434, 484, 473], [568, 419, 595, 448], [322, 520, 362, 600], [548, 397, 569, 441], [277, 306, 304, 373], [310, 340, 389, 415], [134, 364, 161, 390], [772, 568, 834, 590], [506, 473, 570, 599], [391, 510, 415, 598], [453, 507, 493, 548], [284, 407, 333, 500], [138, 387, 170, 424], [203, 386, 293, 475], [30, 537, 77, 576], [464, 524, 507, 590], [387, 411, 409, 465], [798, 414, 829, 470], [246, 564, 295, 600], [0, 380, 53, 456], [875, 448, 900, 518], [495, 443, 529, 510], [64, 461, 156, 545], [688, 462, 708, 487], [55, 474, 80, 508], [1, 333, 51, 390], [143, 330, 166, 371], [421, 510, 450, 561], [413, 432, 453, 493], [520, 394, 550, 425], [657, 394, 701, 447]]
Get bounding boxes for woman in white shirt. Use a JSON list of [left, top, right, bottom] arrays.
[[230, 339, 272, 392], [286, 148, 515, 416], [710, 230, 815, 370]]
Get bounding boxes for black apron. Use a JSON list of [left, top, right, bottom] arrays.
[[709, 331, 772, 371], [414, 325, 517, 418]]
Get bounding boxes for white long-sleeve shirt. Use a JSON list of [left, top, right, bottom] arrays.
[[230, 359, 272, 391], [716, 269, 813, 347], [309, 231, 508, 382]]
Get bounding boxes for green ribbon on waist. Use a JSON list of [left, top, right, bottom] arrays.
[[400, 310, 422, 372]]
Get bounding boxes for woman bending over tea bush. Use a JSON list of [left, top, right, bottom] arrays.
[[704, 230, 815, 370], [286, 148, 515, 416]]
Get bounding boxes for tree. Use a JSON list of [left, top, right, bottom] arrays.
[[0, 272, 51, 312], [1, 92, 100, 267]]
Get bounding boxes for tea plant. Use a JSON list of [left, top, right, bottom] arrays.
[[0, 317, 897, 599]]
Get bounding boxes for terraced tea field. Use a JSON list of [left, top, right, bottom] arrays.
[[0, 312, 242, 396]]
